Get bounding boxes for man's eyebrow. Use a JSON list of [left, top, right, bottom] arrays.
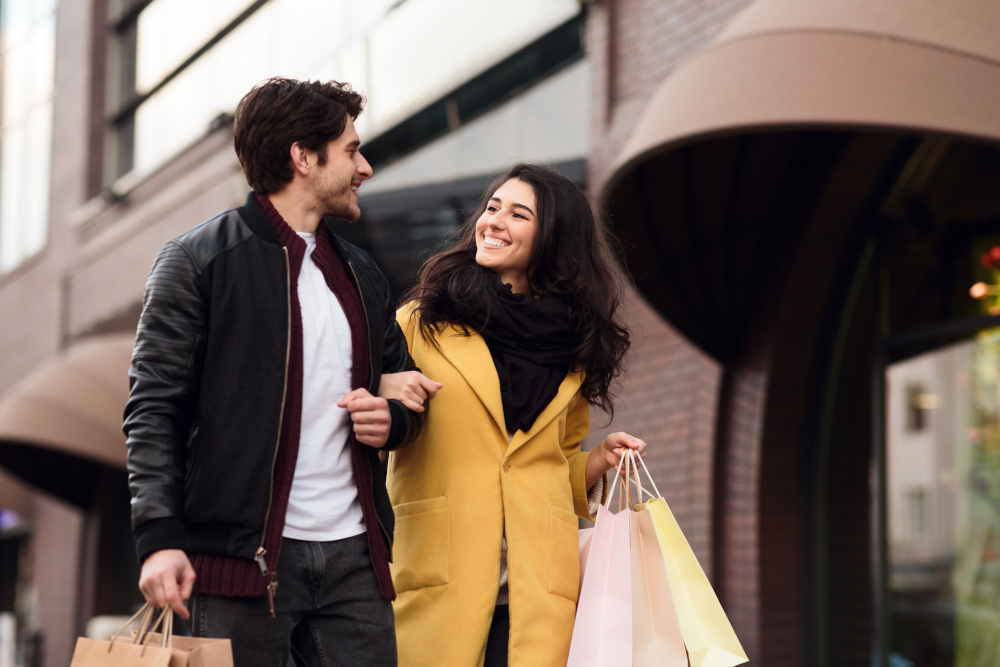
[[346, 139, 360, 149], [490, 197, 535, 216]]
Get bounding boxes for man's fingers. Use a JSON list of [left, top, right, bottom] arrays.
[[351, 409, 391, 424], [345, 397, 388, 414], [178, 567, 196, 614], [161, 575, 188, 619], [338, 388, 372, 408], [150, 577, 169, 611]]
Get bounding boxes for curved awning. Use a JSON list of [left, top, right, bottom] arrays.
[[606, 0, 1000, 191], [604, 0, 1000, 359], [0, 335, 134, 507]]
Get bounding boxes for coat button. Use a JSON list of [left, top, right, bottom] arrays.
[[502, 463, 511, 472]]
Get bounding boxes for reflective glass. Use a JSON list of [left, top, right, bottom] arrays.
[[129, 0, 577, 178], [136, 0, 256, 93], [0, 0, 55, 273], [888, 327, 1000, 667]]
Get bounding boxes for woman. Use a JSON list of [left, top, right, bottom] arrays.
[[379, 164, 645, 667]]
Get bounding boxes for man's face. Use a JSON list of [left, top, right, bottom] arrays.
[[310, 116, 373, 222]]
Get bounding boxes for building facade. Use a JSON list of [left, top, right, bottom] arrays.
[[1, 1, 999, 666]]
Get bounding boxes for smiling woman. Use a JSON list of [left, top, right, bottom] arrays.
[[382, 163, 644, 667], [474, 178, 539, 294]]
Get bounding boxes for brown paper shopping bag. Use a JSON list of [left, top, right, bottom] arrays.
[[71, 605, 174, 667], [142, 634, 235, 667], [71, 604, 234, 667]]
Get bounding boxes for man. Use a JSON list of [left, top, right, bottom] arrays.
[[124, 78, 425, 666]]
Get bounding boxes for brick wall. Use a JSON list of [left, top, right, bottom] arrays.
[[583, 289, 720, 570], [587, 0, 753, 195]]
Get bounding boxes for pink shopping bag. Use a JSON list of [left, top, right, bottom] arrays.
[[626, 451, 687, 667], [568, 459, 634, 667]]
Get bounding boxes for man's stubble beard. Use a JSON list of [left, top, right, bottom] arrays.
[[318, 172, 360, 222]]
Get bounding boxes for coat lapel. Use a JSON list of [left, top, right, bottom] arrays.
[[506, 369, 584, 457], [437, 326, 507, 436]]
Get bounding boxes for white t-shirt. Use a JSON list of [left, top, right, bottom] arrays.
[[282, 232, 366, 541]]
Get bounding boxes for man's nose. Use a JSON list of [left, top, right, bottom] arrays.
[[356, 152, 373, 180]]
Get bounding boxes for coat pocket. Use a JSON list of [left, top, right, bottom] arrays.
[[391, 495, 450, 593], [548, 505, 581, 601]]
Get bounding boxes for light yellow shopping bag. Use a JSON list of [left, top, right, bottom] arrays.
[[623, 451, 747, 667], [645, 496, 748, 667]]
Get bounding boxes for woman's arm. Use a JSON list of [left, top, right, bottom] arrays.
[[378, 370, 443, 412]]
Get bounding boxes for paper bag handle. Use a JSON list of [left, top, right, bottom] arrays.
[[108, 603, 174, 653]]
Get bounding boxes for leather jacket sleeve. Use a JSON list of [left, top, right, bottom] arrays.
[[124, 240, 206, 560], [379, 271, 425, 451]]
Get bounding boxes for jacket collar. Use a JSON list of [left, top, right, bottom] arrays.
[[236, 191, 281, 245], [236, 192, 353, 265], [435, 323, 584, 454]]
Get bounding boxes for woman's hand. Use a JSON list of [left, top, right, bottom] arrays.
[[378, 371, 443, 412], [585, 432, 647, 489]]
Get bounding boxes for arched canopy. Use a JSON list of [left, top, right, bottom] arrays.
[[0, 335, 133, 507], [606, 0, 1000, 189], [604, 0, 1000, 359]]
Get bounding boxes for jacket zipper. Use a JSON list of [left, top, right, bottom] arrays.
[[346, 261, 375, 393], [346, 261, 391, 547], [256, 246, 291, 618]]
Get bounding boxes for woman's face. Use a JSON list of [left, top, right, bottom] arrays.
[[474, 178, 538, 294]]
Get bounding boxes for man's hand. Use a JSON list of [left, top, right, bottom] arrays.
[[138, 549, 196, 619], [338, 388, 392, 448], [585, 432, 647, 489], [378, 371, 443, 412]]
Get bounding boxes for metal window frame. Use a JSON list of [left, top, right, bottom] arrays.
[[102, 0, 270, 183]]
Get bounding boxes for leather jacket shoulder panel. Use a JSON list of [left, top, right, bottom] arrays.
[[172, 208, 256, 271]]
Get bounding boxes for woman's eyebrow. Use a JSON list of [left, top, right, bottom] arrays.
[[489, 196, 535, 217]]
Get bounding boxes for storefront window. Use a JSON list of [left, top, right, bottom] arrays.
[[116, 0, 579, 180], [0, 0, 55, 273], [888, 327, 1000, 666]]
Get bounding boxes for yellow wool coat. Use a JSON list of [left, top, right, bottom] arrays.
[[387, 303, 604, 667]]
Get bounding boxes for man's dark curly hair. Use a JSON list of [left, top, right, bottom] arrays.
[[233, 77, 365, 194]]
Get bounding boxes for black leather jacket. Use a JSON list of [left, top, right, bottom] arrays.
[[124, 193, 421, 563]]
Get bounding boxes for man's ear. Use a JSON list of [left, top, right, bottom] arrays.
[[289, 142, 313, 177]]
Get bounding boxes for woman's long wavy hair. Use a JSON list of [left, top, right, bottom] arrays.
[[403, 163, 631, 418]]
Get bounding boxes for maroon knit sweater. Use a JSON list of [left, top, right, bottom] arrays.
[[189, 194, 395, 603]]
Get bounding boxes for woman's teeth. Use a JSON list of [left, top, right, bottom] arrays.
[[484, 237, 508, 248]]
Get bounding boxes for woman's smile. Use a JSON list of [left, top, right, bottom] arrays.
[[481, 233, 511, 249]]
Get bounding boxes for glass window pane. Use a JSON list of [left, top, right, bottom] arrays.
[[129, 0, 577, 179], [135, 0, 257, 93], [0, 0, 54, 273], [887, 327, 1000, 666]]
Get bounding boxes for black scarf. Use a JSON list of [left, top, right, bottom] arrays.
[[470, 279, 577, 434]]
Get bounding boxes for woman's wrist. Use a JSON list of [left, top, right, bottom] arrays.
[[585, 445, 610, 489]]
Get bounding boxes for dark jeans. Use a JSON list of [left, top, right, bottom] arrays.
[[191, 534, 396, 667], [484, 605, 509, 667]]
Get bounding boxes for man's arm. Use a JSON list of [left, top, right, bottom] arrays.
[[124, 240, 206, 616]]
